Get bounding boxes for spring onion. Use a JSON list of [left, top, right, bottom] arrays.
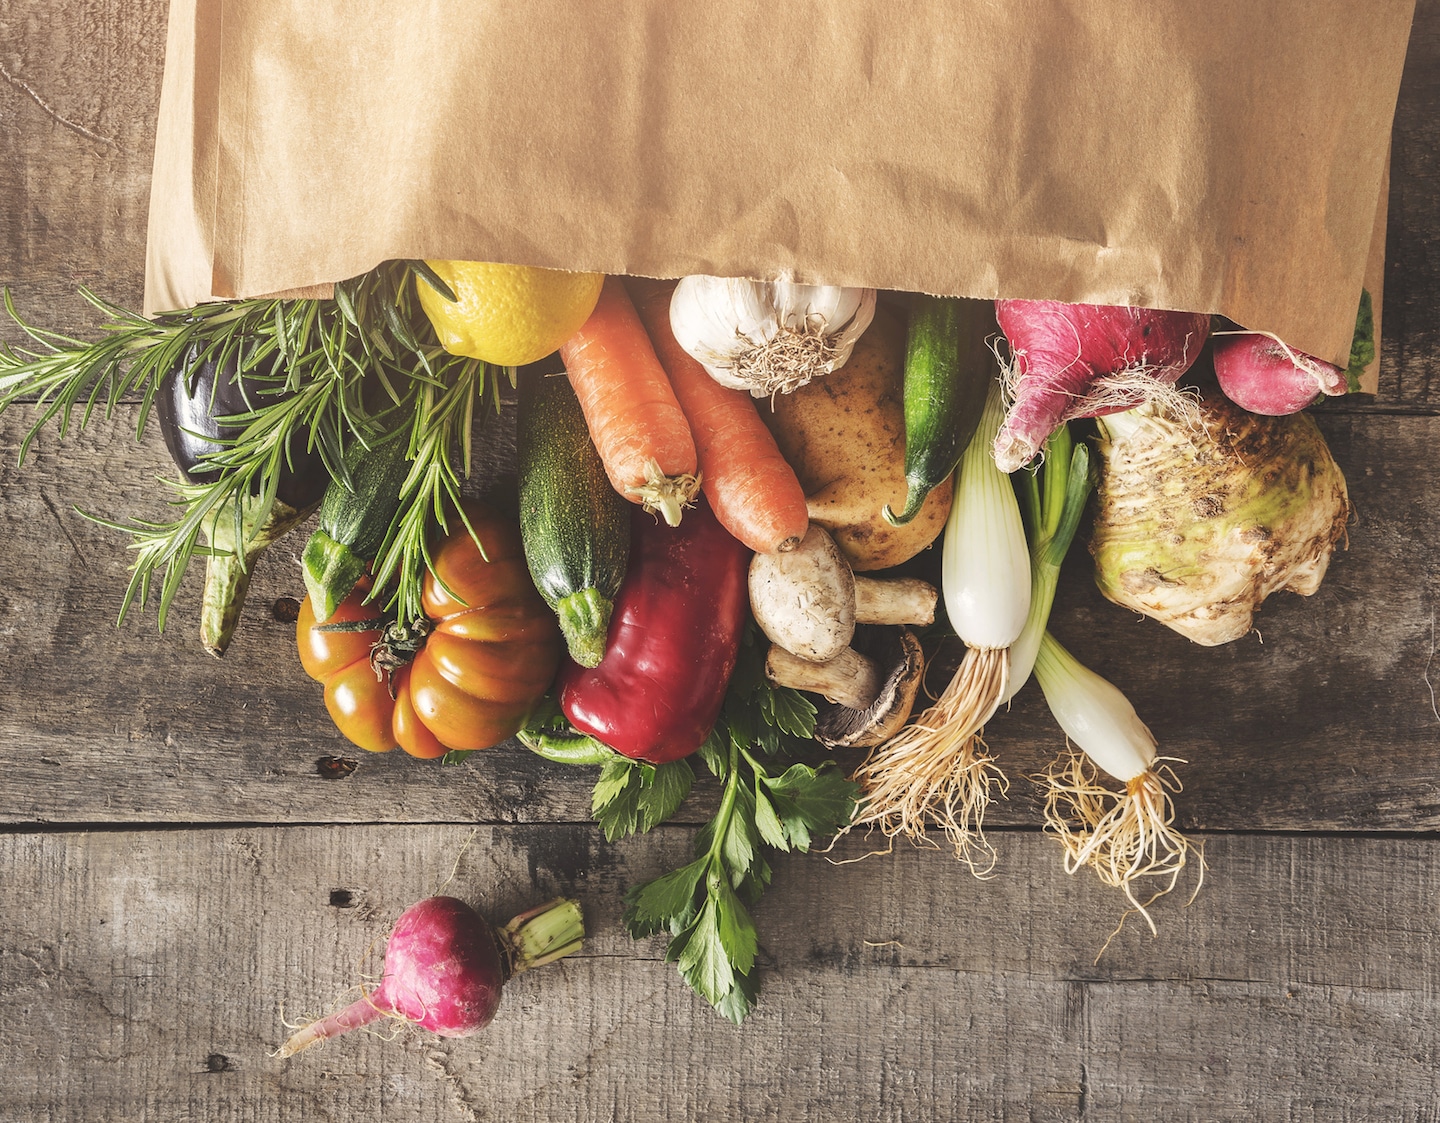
[[1032, 633, 1199, 933], [850, 379, 1030, 872], [1010, 426, 1200, 927]]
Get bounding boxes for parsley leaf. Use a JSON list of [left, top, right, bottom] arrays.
[[618, 630, 857, 1021], [550, 619, 855, 1021], [759, 762, 860, 853], [624, 857, 707, 937], [592, 756, 694, 843]]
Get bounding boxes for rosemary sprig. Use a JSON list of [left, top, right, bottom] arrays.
[[87, 373, 347, 628], [369, 356, 500, 624], [0, 262, 499, 635]]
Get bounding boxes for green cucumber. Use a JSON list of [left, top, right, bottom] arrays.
[[302, 433, 412, 620], [884, 296, 995, 526], [518, 369, 630, 668]]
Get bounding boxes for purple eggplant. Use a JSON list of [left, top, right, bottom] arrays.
[[157, 347, 329, 655]]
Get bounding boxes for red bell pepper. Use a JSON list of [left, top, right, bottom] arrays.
[[558, 499, 750, 764]]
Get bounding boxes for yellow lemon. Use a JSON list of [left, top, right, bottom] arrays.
[[417, 260, 605, 366]]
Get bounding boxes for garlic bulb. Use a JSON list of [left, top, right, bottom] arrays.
[[669, 276, 877, 397]]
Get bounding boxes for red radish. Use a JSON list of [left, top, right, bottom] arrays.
[[278, 895, 583, 1057], [1212, 332, 1348, 415], [992, 300, 1210, 472]]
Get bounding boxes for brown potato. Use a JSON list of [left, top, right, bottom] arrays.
[[761, 306, 951, 572]]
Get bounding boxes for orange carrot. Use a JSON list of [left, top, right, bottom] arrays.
[[627, 277, 809, 554], [559, 277, 700, 526]]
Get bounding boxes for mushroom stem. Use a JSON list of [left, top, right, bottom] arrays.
[[766, 645, 883, 711], [853, 577, 938, 626]]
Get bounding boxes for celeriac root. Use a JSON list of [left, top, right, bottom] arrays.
[[848, 646, 1010, 876], [1037, 748, 1202, 936]]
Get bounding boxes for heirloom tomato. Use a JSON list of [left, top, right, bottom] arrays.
[[297, 502, 562, 757]]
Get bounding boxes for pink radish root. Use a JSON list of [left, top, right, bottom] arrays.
[[278, 895, 584, 1058], [1212, 332, 1348, 416], [993, 300, 1211, 472]]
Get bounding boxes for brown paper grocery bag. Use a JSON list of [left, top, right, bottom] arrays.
[[146, 0, 1413, 373]]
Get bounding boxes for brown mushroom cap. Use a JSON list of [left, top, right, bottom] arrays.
[[813, 627, 924, 749]]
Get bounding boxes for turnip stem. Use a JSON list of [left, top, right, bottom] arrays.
[[277, 994, 386, 1058], [498, 897, 585, 976]]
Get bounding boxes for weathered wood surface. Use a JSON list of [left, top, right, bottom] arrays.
[[4, 825, 1440, 1123], [5, 0, 1440, 1119], [1, 400, 1438, 832]]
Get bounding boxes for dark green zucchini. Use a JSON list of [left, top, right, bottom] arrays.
[[301, 433, 412, 620], [518, 369, 630, 668], [884, 296, 995, 526]]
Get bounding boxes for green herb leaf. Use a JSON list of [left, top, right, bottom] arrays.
[[615, 618, 859, 1023], [713, 877, 758, 977], [752, 782, 789, 850], [592, 757, 695, 843], [696, 721, 729, 778], [759, 762, 858, 853], [591, 757, 637, 821], [1344, 288, 1375, 395], [675, 892, 735, 1003], [721, 783, 759, 880], [713, 969, 760, 1025], [623, 857, 708, 938], [761, 683, 817, 741]]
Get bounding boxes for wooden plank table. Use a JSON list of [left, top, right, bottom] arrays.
[[2, 4, 1438, 1119]]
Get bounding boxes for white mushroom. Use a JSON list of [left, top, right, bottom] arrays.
[[749, 525, 936, 663]]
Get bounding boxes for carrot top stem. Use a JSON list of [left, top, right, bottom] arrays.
[[626, 457, 701, 527]]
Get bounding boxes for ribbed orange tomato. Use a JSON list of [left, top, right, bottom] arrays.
[[297, 503, 562, 758]]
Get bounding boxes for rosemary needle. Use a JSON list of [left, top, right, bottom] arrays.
[[0, 261, 498, 632]]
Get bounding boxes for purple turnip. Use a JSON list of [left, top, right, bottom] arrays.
[[278, 895, 583, 1057]]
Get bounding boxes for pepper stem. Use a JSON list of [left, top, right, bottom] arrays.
[[497, 897, 585, 976]]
